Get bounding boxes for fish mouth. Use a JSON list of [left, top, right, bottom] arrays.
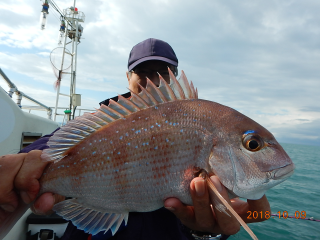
[[267, 163, 295, 180]]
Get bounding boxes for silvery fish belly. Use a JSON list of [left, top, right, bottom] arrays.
[[39, 70, 294, 236]]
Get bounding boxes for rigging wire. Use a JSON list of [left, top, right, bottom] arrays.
[[48, 0, 76, 30]]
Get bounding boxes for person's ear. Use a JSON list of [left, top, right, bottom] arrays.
[[126, 71, 130, 83]]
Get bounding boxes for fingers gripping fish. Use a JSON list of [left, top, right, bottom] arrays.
[[0, 69, 294, 240]]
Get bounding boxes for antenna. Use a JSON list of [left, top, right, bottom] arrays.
[[40, 0, 49, 30]]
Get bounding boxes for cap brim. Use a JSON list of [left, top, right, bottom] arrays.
[[128, 56, 178, 71]]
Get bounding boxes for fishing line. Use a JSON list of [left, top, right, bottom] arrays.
[[271, 214, 320, 222]]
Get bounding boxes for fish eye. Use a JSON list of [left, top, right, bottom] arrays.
[[242, 133, 264, 152]]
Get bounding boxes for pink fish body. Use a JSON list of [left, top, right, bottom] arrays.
[[0, 70, 294, 238]]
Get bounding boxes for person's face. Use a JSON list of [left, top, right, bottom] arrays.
[[127, 60, 173, 94]]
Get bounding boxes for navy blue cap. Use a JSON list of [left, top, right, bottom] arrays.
[[128, 38, 178, 71]]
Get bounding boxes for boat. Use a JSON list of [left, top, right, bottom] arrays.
[[0, 2, 91, 239]]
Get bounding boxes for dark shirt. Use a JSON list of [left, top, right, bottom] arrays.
[[20, 93, 196, 240]]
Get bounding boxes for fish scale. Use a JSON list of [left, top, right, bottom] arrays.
[[40, 100, 215, 214], [0, 70, 294, 239]]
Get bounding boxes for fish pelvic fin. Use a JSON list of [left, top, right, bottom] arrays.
[[53, 199, 128, 236], [41, 70, 197, 162]]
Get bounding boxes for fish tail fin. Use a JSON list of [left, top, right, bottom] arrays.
[[0, 201, 30, 239]]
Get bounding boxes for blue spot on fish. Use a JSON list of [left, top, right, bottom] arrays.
[[151, 125, 154, 128], [162, 114, 166, 117], [89, 143, 92, 145], [132, 128, 135, 131], [193, 119, 197, 122], [132, 120, 135, 122], [110, 141, 113, 144], [118, 152, 121, 155], [154, 146, 158, 150], [82, 147, 85, 150], [173, 123, 176, 126], [135, 146, 138, 148], [184, 113, 187, 116], [180, 129, 183, 132], [127, 143, 131, 146], [193, 109, 195, 111], [120, 136, 123, 140], [92, 151, 96, 155], [165, 120, 168, 123], [155, 106, 158, 109], [126, 133, 129, 136], [244, 130, 255, 135], [166, 138, 169, 142]]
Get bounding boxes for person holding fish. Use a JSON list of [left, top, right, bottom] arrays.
[[0, 38, 289, 240]]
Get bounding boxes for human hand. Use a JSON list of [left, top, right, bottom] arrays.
[[0, 150, 65, 216], [164, 176, 270, 235]]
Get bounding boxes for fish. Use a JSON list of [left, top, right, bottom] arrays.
[[0, 69, 294, 239]]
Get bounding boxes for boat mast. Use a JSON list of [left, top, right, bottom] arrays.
[[51, 0, 85, 122]]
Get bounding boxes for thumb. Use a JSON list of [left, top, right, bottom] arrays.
[[31, 193, 65, 215]]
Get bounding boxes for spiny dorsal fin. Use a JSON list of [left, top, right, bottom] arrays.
[[41, 70, 198, 162]]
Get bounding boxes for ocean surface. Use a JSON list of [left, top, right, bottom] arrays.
[[230, 143, 320, 240]]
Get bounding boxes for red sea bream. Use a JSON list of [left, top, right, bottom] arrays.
[[0, 70, 294, 238]]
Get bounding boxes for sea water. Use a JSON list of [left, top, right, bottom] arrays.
[[230, 143, 320, 240]]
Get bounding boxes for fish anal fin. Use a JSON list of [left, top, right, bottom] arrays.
[[53, 199, 128, 236]]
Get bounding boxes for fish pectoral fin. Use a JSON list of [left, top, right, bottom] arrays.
[[53, 199, 128, 236]]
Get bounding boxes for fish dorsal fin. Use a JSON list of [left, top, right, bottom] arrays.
[[41, 70, 197, 162], [53, 199, 128, 236]]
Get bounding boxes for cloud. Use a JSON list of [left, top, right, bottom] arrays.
[[0, 0, 319, 145]]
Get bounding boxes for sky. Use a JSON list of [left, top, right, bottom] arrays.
[[0, 0, 319, 146]]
